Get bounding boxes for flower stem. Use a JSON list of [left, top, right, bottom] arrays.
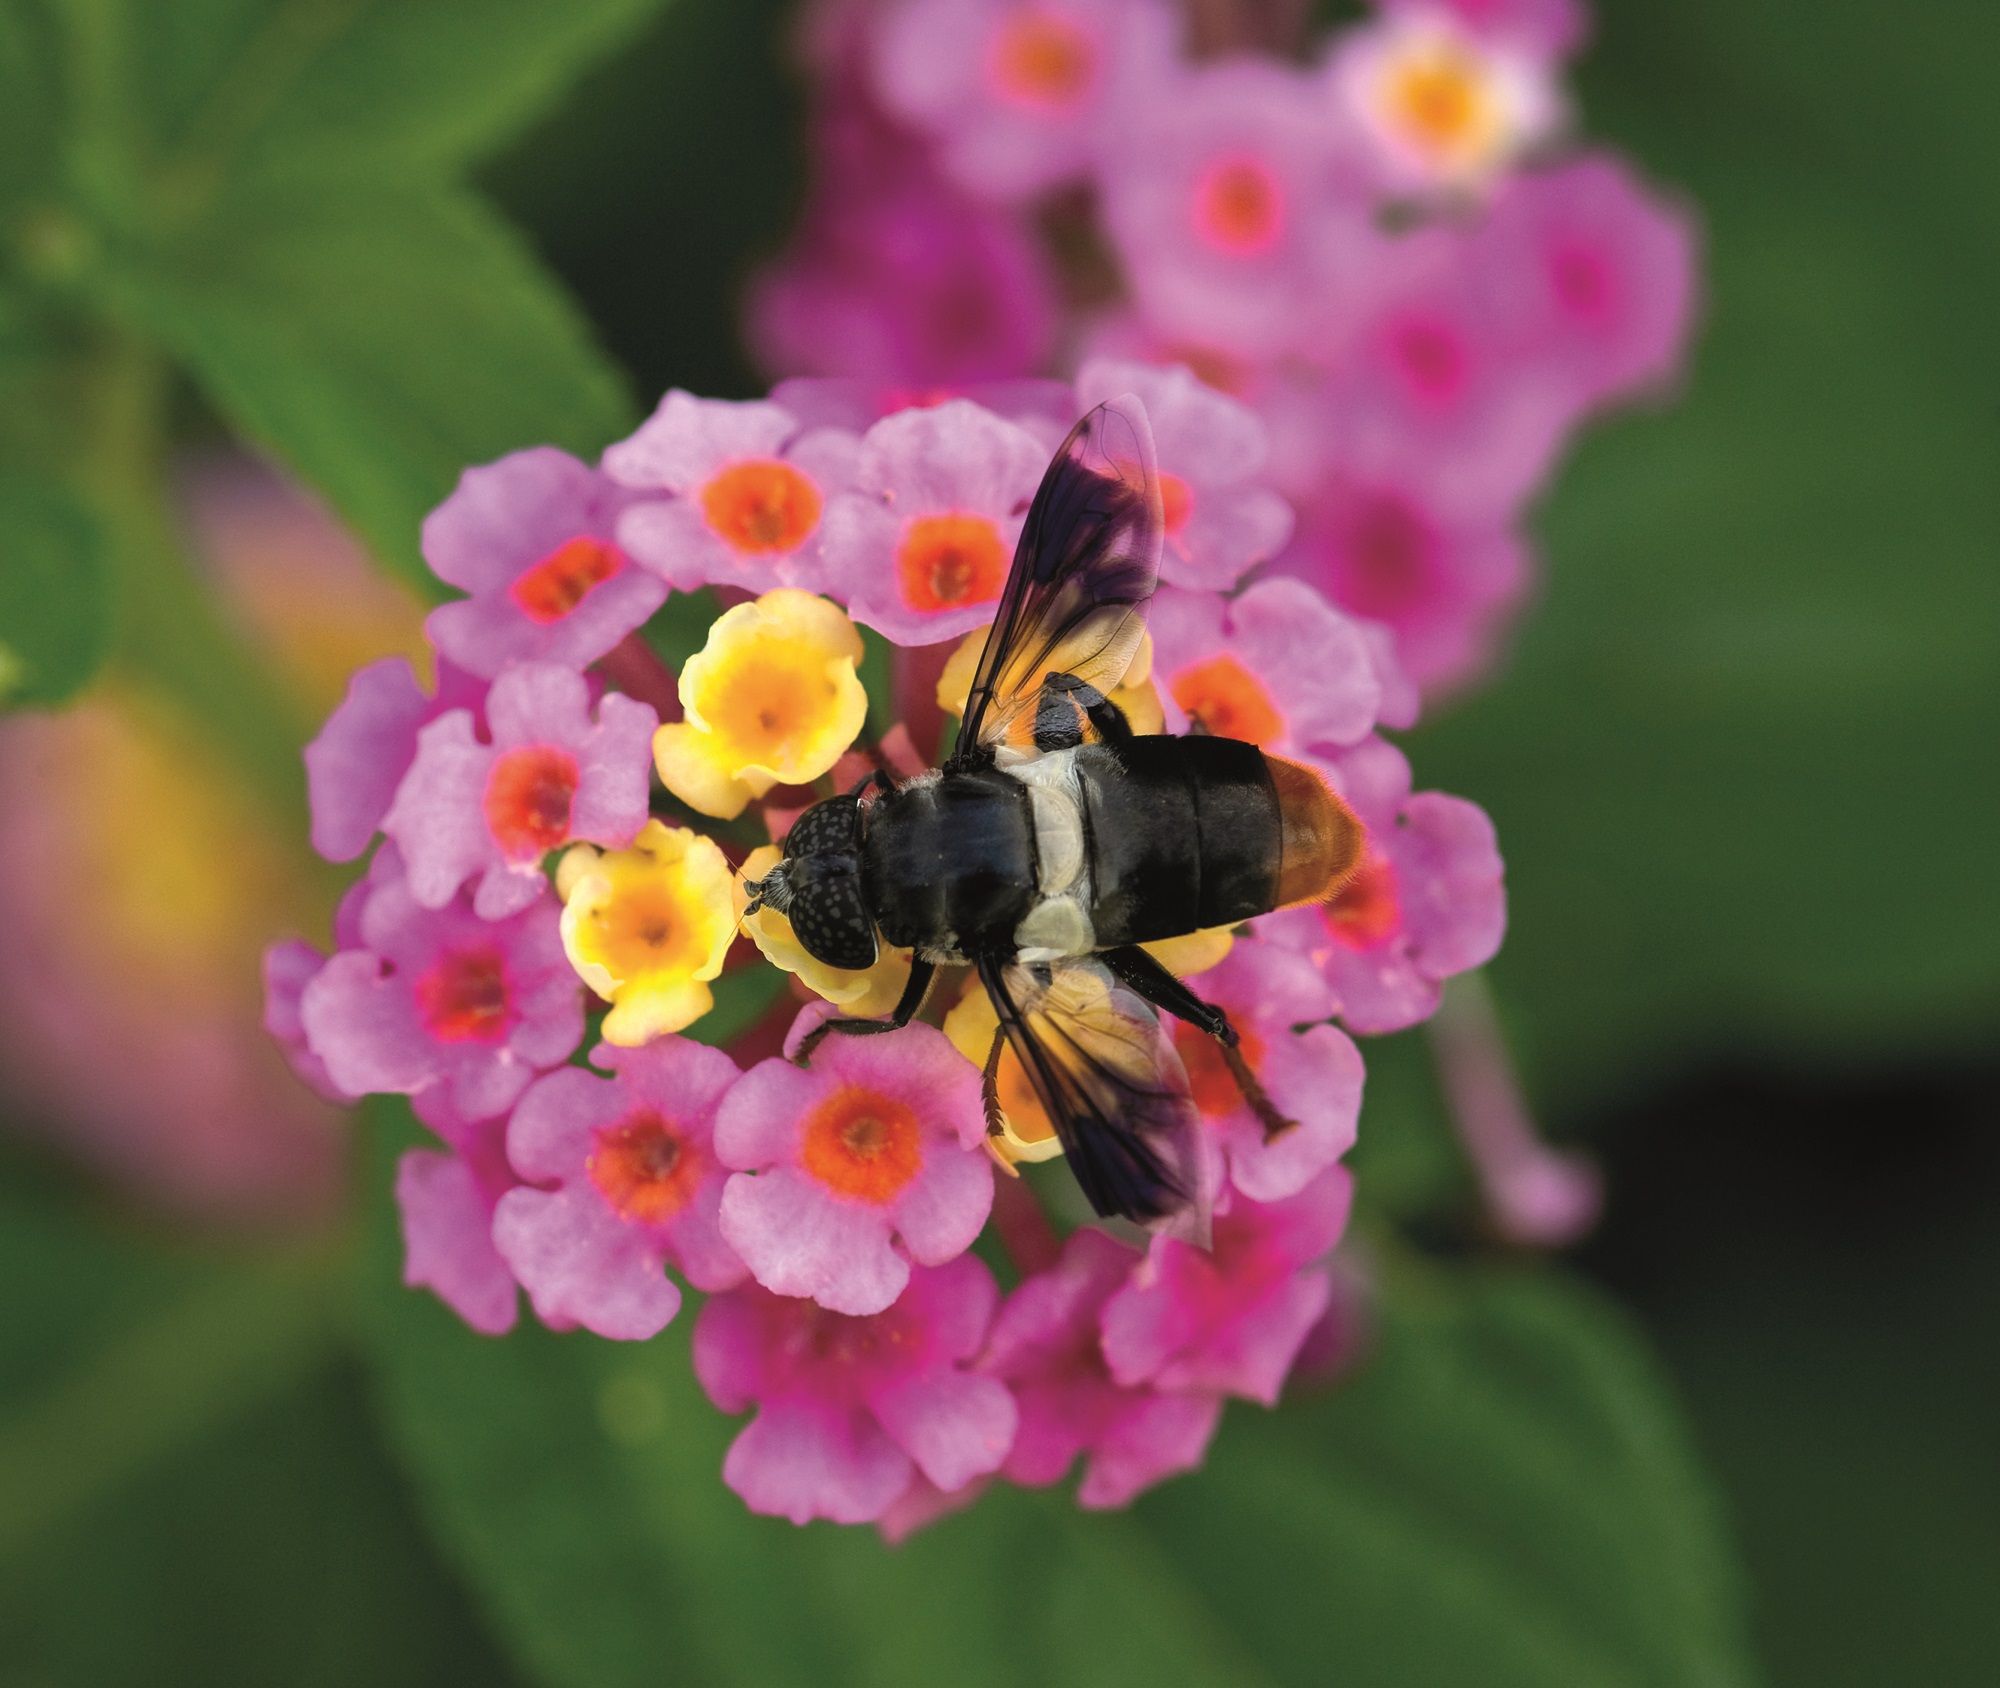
[[599, 633, 681, 721], [1427, 973, 1602, 1247], [991, 1175, 1063, 1278]]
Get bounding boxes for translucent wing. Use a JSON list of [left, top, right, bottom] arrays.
[[950, 396, 1164, 765], [977, 955, 1208, 1233]]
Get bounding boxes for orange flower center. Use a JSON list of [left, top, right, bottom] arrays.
[[415, 946, 512, 1043], [1169, 653, 1285, 747], [700, 460, 823, 556], [990, 11, 1096, 109], [588, 1107, 702, 1223], [1157, 472, 1194, 536], [1173, 1022, 1266, 1119], [1191, 155, 1286, 257], [508, 535, 627, 624], [1324, 850, 1401, 950], [896, 513, 1009, 612], [1387, 50, 1485, 153], [801, 1084, 923, 1204], [483, 745, 579, 859]]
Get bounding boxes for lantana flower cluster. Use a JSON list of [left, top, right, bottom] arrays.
[[755, 0, 1697, 698], [265, 363, 1504, 1529]]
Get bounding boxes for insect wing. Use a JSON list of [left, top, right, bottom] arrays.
[[979, 956, 1208, 1234], [952, 396, 1165, 764]]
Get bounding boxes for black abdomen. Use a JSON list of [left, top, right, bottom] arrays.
[[861, 769, 1037, 954], [1075, 736, 1282, 947]]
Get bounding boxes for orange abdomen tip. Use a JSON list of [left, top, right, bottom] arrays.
[[1265, 753, 1366, 909]]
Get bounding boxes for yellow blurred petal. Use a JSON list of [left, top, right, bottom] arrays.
[[942, 975, 1063, 1165], [1142, 924, 1237, 978]]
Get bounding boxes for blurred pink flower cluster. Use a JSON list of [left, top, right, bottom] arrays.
[[755, 0, 1698, 697], [266, 366, 1503, 1528]]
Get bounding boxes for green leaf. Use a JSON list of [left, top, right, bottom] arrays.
[[99, 180, 630, 593], [1149, 1266, 1759, 1688], [80, 0, 674, 197], [358, 1101, 1755, 1688], [0, 472, 110, 707]]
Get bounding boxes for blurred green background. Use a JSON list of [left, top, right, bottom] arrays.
[[2, 1, 1995, 1684]]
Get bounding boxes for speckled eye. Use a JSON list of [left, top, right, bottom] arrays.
[[788, 865, 879, 971], [784, 794, 864, 860]]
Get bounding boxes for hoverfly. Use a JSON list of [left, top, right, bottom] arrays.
[[743, 396, 1364, 1229]]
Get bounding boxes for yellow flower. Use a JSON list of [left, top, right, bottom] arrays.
[[734, 843, 914, 1018], [653, 590, 869, 819], [1141, 924, 1237, 978], [934, 624, 1164, 747], [558, 821, 737, 1046]]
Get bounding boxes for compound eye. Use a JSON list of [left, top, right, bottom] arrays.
[[790, 869, 879, 971]]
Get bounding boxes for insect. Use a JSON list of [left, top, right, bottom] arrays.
[[742, 395, 1364, 1229]]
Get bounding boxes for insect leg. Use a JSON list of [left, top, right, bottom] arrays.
[[791, 956, 937, 1065], [980, 1025, 1009, 1145], [1099, 945, 1299, 1142], [1035, 671, 1134, 751]]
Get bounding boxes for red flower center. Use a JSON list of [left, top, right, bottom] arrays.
[[1192, 155, 1287, 257], [1389, 316, 1470, 405], [1169, 653, 1284, 747], [1173, 1021, 1266, 1119], [509, 536, 626, 625], [589, 1107, 701, 1223], [1324, 851, 1401, 950], [483, 745, 580, 859], [1552, 241, 1614, 320], [415, 946, 512, 1043], [700, 460, 823, 555], [990, 11, 1096, 109], [1336, 491, 1438, 619], [896, 513, 1009, 611], [801, 1084, 923, 1204]]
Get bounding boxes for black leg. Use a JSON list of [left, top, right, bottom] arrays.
[[792, 957, 937, 1065], [847, 766, 894, 798], [1034, 670, 1134, 751], [1099, 945, 1298, 1142], [980, 1024, 1009, 1144]]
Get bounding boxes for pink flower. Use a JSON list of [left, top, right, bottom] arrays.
[[1097, 57, 1385, 359], [1073, 358, 1293, 591], [1326, 232, 1575, 508], [1257, 736, 1505, 1033], [751, 164, 1060, 388], [983, 1229, 1225, 1508], [303, 656, 486, 863], [693, 1257, 1018, 1525], [1281, 456, 1530, 695], [1475, 153, 1699, 410], [870, 0, 1178, 201], [603, 393, 859, 592], [492, 1039, 745, 1340], [1101, 1165, 1354, 1404], [298, 851, 583, 1120], [383, 663, 655, 920], [1374, 0, 1587, 59], [771, 375, 1076, 449], [262, 940, 351, 1103], [1172, 942, 1361, 1203], [422, 447, 664, 680], [1148, 578, 1382, 756], [715, 1012, 993, 1316], [397, 1088, 524, 1336], [818, 399, 1049, 644]]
